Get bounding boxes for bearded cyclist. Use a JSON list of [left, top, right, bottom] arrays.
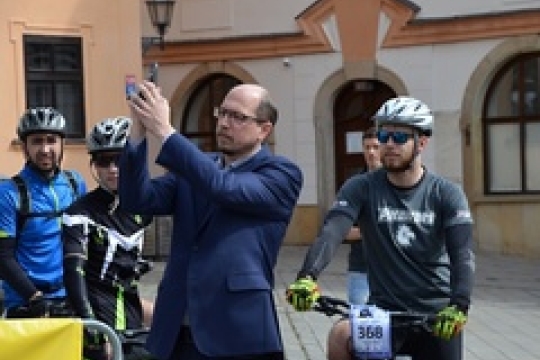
[[287, 97, 475, 360], [62, 117, 154, 360], [0, 107, 87, 318]]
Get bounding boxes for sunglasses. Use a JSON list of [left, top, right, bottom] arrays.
[[377, 129, 415, 145], [93, 154, 121, 168]]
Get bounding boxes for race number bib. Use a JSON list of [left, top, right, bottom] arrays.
[[350, 305, 392, 359]]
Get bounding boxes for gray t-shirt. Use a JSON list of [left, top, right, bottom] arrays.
[[348, 241, 366, 272], [300, 168, 473, 313]]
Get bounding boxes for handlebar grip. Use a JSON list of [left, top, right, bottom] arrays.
[[317, 295, 349, 308]]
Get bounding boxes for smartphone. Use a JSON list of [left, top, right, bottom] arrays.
[[126, 62, 159, 99], [147, 62, 159, 83]]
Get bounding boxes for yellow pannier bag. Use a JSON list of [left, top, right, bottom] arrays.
[[0, 318, 82, 360]]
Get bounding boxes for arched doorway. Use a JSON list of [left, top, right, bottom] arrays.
[[181, 74, 242, 151], [333, 80, 395, 188]]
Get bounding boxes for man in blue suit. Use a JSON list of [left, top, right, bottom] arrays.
[[119, 82, 303, 360]]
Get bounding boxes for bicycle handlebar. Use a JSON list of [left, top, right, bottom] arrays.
[[313, 295, 437, 332], [313, 295, 349, 317]]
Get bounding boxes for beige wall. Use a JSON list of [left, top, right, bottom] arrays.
[[0, 0, 142, 184], [475, 203, 540, 257]]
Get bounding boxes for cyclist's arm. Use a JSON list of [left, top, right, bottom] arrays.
[[0, 237, 39, 300], [297, 212, 354, 279], [445, 223, 475, 311], [62, 212, 95, 319], [64, 254, 94, 319]]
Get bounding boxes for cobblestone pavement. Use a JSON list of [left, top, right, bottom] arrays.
[[140, 245, 540, 360]]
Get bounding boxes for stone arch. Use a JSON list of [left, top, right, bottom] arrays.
[[461, 35, 540, 198], [169, 62, 257, 130], [167, 62, 276, 148], [313, 65, 407, 211]]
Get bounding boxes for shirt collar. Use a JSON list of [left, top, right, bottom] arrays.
[[218, 144, 262, 170]]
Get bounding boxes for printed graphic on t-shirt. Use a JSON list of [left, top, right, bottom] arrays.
[[377, 206, 435, 225], [395, 224, 415, 247]]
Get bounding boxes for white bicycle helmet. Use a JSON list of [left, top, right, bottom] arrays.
[[372, 96, 433, 136], [17, 107, 66, 140], [87, 117, 132, 154]]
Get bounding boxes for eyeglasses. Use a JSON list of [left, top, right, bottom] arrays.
[[213, 106, 265, 125], [93, 154, 121, 168], [377, 129, 415, 145]]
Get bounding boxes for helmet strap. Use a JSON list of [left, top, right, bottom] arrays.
[[405, 133, 420, 170], [89, 162, 119, 212]]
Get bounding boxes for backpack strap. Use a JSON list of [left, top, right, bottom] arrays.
[[10, 171, 81, 236], [11, 175, 30, 236], [62, 170, 80, 199]]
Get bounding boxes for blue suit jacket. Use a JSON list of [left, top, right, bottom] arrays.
[[118, 134, 302, 359]]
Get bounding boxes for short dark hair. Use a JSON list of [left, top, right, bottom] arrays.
[[256, 96, 278, 125], [363, 127, 377, 141]]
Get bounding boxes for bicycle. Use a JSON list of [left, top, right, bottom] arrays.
[[313, 296, 436, 360], [117, 327, 155, 360], [80, 325, 153, 360]]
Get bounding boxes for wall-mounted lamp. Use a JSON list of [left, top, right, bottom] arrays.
[[146, 0, 176, 50], [283, 57, 291, 67]]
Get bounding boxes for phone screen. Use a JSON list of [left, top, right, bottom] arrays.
[[125, 75, 137, 99], [126, 62, 159, 99]]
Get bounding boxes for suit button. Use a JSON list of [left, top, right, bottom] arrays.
[[192, 245, 199, 251]]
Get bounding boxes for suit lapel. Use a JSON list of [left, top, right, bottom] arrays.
[[193, 148, 270, 241]]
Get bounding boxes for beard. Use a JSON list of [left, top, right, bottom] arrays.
[[26, 150, 63, 178], [217, 137, 258, 159], [382, 151, 415, 173]]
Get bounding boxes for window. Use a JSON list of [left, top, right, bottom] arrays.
[[182, 74, 241, 151], [484, 53, 540, 193], [24, 35, 85, 138]]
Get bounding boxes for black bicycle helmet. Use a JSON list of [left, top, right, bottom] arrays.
[[87, 117, 132, 154], [17, 107, 66, 140], [372, 96, 433, 136]]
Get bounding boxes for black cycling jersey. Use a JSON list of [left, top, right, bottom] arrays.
[[62, 187, 153, 330]]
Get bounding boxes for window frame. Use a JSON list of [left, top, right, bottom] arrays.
[[23, 34, 85, 139], [483, 52, 540, 194]]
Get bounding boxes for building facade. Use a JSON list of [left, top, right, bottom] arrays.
[[0, 0, 143, 181], [3, 0, 540, 257], [142, 0, 540, 257]]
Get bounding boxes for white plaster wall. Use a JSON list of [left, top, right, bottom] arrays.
[[237, 53, 342, 204], [377, 38, 502, 183], [142, 0, 540, 41], [153, 1, 540, 202], [412, 0, 540, 18], [141, 0, 315, 41]]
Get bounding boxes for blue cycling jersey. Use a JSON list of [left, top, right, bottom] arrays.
[[0, 165, 86, 308]]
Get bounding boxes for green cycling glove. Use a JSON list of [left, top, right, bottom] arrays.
[[286, 277, 320, 311], [433, 305, 467, 340]]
